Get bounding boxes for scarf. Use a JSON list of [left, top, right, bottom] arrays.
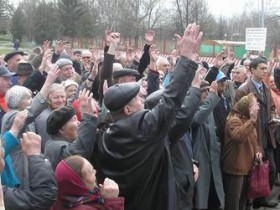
[[55, 160, 103, 208]]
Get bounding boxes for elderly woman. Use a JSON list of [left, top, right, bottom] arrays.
[[222, 93, 262, 210], [1, 65, 59, 190], [35, 83, 67, 151], [44, 90, 99, 170], [51, 156, 124, 210]]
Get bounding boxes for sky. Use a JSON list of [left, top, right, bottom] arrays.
[[208, 0, 280, 18], [8, 0, 280, 18]]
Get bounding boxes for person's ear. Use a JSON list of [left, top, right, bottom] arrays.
[[124, 105, 132, 115]]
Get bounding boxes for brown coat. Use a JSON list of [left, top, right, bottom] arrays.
[[234, 79, 276, 148], [222, 114, 262, 175]]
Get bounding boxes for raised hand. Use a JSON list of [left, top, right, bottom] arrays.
[[10, 110, 28, 137], [45, 64, 60, 84], [79, 89, 98, 117], [42, 40, 51, 54], [21, 132, 41, 156], [99, 178, 119, 199], [191, 65, 207, 88], [55, 40, 65, 55], [174, 23, 203, 60], [109, 33, 120, 48], [145, 30, 155, 45], [105, 30, 112, 45], [209, 81, 218, 95], [214, 50, 227, 69]]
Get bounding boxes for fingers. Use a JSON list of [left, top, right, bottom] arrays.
[[174, 34, 182, 42]]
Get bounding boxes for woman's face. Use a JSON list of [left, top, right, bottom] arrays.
[[18, 92, 32, 111], [49, 89, 66, 110], [82, 159, 97, 190], [65, 85, 77, 99], [60, 115, 79, 141]]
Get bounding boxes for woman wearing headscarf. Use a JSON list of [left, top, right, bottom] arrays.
[[51, 155, 124, 210], [222, 93, 262, 210]]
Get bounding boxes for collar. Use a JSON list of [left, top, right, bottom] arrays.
[[251, 78, 263, 90]]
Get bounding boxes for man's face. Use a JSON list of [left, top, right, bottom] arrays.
[[59, 65, 74, 81], [217, 78, 227, 94], [7, 54, 23, 71], [0, 76, 12, 96], [251, 63, 267, 82], [74, 54, 81, 62], [231, 68, 246, 83]]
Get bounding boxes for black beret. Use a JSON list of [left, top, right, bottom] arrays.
[[104, 82, 140, 111], [47, 106, 76, 135], [4, 51, 24, 62], [16, 63, 35, 75], [144, 89, 164, 109], [112, 68, 140, 79]]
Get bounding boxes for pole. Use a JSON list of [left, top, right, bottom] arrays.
[[261, 0, 264, 27]]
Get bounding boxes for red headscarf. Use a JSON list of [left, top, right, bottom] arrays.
[[52, 160, 103, 209]]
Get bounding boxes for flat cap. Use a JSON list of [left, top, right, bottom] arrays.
[[113, 68, 140, 79], [55, 58, 73, 69], [0, 66, 16, 77], [4, 51, 24, 62], [104, 82, 140, 111], [47, 106, 76, 135]]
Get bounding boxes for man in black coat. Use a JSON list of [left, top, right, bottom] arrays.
[[93, 23, 203, 210]]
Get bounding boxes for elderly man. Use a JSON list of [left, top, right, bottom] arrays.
[[4, 51, 24, 85], [0, 66, 15, 131], [231, 65, 247, 90], [93, 23, 203, 210], [55, 58, 81, 84]]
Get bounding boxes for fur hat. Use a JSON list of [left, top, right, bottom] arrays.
[[104, 82, 140, 111], [47, 106, 76, 135]]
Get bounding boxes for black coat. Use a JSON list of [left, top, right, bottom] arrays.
[[93, 57, 198, 210]]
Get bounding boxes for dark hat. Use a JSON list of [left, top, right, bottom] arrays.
[[104, 82, 140, 111], [16, 63, 35, 75], [200, 80, 210, 90], [144, 89, 164, 109], [0, 66, 16, 77], [4, 51, 24, 62], [113, 68, 140, 79], [47, 106, 76, 135], [55, 58, 73, 69]]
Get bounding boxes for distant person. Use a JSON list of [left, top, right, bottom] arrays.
[[13, 39, 20, 51]]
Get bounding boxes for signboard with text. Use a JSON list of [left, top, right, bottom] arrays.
[[245, 28, 267, 51]]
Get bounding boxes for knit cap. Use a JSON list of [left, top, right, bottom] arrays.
[[5, 85, 31, 110]]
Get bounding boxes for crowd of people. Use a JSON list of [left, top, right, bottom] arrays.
[[0, 23, 280, 210]]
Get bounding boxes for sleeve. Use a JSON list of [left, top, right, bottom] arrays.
[[140, 56, 198, 139], [147, 69, 159, 96], [226, 116, 257, 144], [137, 44, 151, 78], [168, 87, 201, 142], [191, 92, 221, 128], [204, 66, 219, 84], [3, 131, 19, 157], [3, 155, 57, 210], [60, 114, 98, 160]]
